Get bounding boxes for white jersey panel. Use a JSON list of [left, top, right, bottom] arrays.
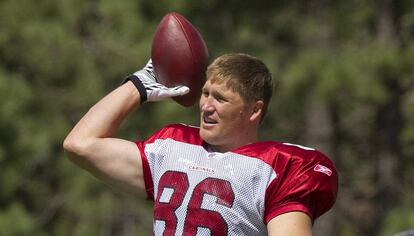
[[145, 138, 277, 236]]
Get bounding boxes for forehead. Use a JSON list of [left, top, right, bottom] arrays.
[[203, 79, 229, 91], [204, 78, 244, 98], [202, 80, 245, 101]]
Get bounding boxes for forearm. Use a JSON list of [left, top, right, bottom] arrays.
[[64, 81, 140, 148], [267, 212, 313, 236]]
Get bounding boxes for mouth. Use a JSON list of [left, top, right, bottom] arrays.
[[202, 116, 218, 125]]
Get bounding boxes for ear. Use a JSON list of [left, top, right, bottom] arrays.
[[249, 100, 264, 122]]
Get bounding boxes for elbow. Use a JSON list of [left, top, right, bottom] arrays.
[[63, 134, 97, 171], [63, 137, 76, 155], [63, 135, 89, 161]]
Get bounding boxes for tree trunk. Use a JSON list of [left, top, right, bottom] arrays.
[[368, 0, 403, 235]]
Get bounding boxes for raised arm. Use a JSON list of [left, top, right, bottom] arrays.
[[63, 80, 145, 194], [63, 60, 189, 195]]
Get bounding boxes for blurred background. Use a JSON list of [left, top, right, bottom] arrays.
[[1, 0, 413, 235]]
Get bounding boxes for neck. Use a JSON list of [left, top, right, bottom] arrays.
[[209, 130, 258, 153]]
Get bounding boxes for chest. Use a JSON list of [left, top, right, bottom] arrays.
[[146, 139, 276, 235]]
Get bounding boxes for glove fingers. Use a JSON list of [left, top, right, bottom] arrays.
[[157, 86, 189, 99], [147, 86, 190, 101], [172, 86, 190, 96]]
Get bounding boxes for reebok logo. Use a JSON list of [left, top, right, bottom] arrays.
[[314, 164, 332, 176]]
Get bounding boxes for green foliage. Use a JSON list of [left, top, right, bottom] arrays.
[[0, 203, 38, 236], [380, 207, 414, 236]]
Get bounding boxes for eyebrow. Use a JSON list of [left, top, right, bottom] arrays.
[[211, 90, 228, 101]]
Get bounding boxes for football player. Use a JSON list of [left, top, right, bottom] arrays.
[[64, 53, 338, 235]]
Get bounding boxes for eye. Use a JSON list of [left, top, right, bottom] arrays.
[[215, 94, 227, 103]]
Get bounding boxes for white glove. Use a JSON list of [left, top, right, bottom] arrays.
[[123, 60, 189, 103]]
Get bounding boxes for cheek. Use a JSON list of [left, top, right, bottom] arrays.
[[223, 110, 248, 129], [219, 106, 241, 119]]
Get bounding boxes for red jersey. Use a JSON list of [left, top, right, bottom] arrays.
[[136, 124, 338, 236]]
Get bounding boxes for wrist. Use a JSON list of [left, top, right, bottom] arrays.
[[123, 80, 144, 105], [123, 75, 148, 103]]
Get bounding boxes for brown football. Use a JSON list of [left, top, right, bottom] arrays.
[[151, 12, 209, 107]]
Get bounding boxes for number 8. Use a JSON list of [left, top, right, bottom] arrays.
[[154, 171, 235, 235]]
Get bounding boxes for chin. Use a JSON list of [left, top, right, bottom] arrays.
[[199, 128, 216, 145], [199, 128, 209, 141]]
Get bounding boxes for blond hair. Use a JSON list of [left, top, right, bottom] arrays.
[[206, 53, 273, 120]]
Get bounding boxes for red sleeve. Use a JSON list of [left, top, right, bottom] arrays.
[[136, 141, 154, 200], [264, 149, 338, 223]]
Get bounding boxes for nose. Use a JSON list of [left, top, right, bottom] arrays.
[[200, 95, 214, 112]]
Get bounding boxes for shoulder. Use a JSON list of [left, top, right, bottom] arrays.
[[144, 123, 203, 145], [263, 141, 337, 191], [236, 141, 335, 173], [259, 142, 338, 222], [154, 123, 200, 138], [276, 142, 336, 173]]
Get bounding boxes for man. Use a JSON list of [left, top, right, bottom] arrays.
[[64, 53, 338, 235]]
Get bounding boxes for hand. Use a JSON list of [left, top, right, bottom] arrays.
[[123, 60, 189, 103]]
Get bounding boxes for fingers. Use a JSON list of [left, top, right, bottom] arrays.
[[158, 86, 190, 99], [143, 60, 154, 75], [172, 86, 190, 96], [146, 86, 190, 101]]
